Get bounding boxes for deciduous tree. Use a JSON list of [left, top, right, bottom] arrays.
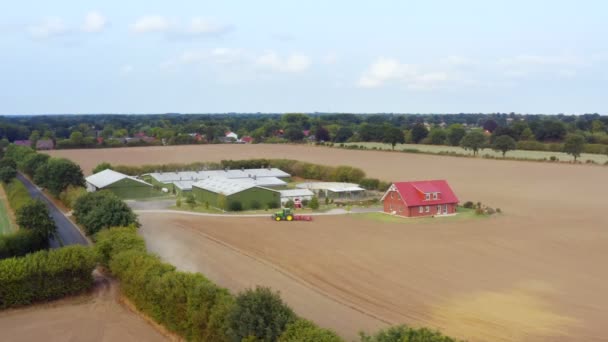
[[382, 127, 405, 150], [563, 134, 585, 161], [492, 135, 517, 157], [460, 131, 486, 156]]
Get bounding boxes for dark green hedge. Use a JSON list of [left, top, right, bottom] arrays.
[[0, 246, 97, 309], [0, 230, 46, 259], [3, 179, 32, 213]]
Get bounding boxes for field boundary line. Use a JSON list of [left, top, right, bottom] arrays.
[[172, 220, 395, 327]]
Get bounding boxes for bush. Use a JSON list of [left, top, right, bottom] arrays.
[[309, 196, 320, 210], [359, 178, 380, 190], [249, 200, 261, 210], [58, 186, 87, 209], [3, 179, 31, 212], [285, 199, 295, 209], [549, 155, 558, 162], [359, 324, 464, 342], [475, 207, 484, 215], [92, 162, 113, 174], [516, 140, 546, 151], [0, 246, 97, 309], [95, 226, 146, 267], [462, 201, 474, 209], [176, 197, 182, 207], [227, 287, 296, 342], [16, 200, 56, 241], [0, 166, 17, 183], [0, 230, 46, 260], [279, 319, 343, 342], [229, 201, 243, 211], [185, 194, 196, 209], [496, 208, 502, 214], [301, 199, 309, 207], [73, 191, 140, 235]]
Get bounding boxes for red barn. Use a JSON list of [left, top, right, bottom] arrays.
[[382, 180, 459, 217]]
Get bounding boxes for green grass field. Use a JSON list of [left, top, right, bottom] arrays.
[[355, 207, 487, 224], [0, 197, 14, 235], [342, 142, 608, 164]]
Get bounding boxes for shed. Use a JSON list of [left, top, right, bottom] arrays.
[[296, 182, 365, 199], [381, 180, 459, 217], [86, 169, 158, 199], [278, 189, 314, 206], [192, 178, 280, 211]]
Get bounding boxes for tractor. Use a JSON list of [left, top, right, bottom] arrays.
[[271, 208, 313, 222]]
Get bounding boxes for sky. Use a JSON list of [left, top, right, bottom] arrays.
[[1, 0, 607, 114]]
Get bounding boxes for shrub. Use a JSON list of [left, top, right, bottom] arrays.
[[285, 199, 295, 209], [227, 287, 296, 342], [229, 201, 243, 212], [475, 207, 484, 215], [16, 200, 56, 242], [73, 191, 140, 235], [279, 319, 344, 342], [462, 201, 474, 209], [301, 199, 309, 207], [549, 155, 558, 162], [0, 166, 17, 183], [185, 194, 196, 209], [0, 230, 46, 260], [95, 226, 146, 267], [250, 200, 261, 210], [496, 208, 502, 214], [0, 246, 97, 309], [310, 196, 320, 210], [92, 162, 113, 174], [359, 324, 464, 342], [176, 197, 182, 207], [3, 179, 31, 212], [359, 178, 380, 190], [485, 207, 496, 215], [58, 185, 87, 209]]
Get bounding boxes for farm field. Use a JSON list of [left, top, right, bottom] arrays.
[[0, 273, 167, 342], [50, 144, 608, 341], [342, 142, 608, 163]]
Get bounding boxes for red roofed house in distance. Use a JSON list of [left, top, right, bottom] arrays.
[[382, 180, 459, 217]]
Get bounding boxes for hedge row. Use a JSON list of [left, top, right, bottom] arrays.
[[3, 179, 32, 213], [96, 227, 343, 342], [0, 245, 97, 309], [0, 230, 46, 259]]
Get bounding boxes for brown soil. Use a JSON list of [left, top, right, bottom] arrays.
[[0, 270, 168, 342], [48, 144, 608, 341]]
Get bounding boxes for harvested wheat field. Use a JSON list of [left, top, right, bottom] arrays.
[[50, 145, 608, 341], [0, 272, 168, 342]]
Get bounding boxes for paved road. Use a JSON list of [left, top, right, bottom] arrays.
[[17, 174, 89, 248]]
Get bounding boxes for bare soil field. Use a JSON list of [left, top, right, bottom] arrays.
[[49, 145, 608, 341], [0, 272, 168, 342]]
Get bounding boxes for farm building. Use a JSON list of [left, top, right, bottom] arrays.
[[192, 178, 280, 211], [142, 168, 290, 193], [86, 169, 158, 199], [172, 176, 286, 195], [278, 189, 314, 206], [296, 182, 365, 199], [382, 180, 459, 217]]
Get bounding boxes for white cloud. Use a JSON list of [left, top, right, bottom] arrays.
[[256, 52, 311, 73], [82, 11, 106, 33], [132, 16, 230, 38], [186, 17, 230, 36], [357, 58, 454, 89], [132, 15, 172, 33], [28, 17, 68, 39]]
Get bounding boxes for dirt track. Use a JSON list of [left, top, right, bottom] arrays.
[[0, 271, 167, 341], [49, 145, 608, 341]]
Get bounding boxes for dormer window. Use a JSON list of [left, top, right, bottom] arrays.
[[433, 192, 438, 200], [425, 193, 430, 200]]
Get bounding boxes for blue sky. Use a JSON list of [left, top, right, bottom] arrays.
[[1, 0, 607, 114]]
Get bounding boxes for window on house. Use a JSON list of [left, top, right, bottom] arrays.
[[437, 205, 442, 213], [425, 206, 430, 213], [419, 206, 423, 213], [425, 193, 430, 200], [433, 193, 438, 200], [444, 204, 448, 214]]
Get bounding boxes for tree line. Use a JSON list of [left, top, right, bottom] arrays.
[[0, 113, 606, 155]]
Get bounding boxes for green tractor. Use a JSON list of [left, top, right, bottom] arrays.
[[272, 208, 295, 221], [271, 208, 313, 222]]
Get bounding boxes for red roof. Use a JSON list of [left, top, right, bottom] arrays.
[[387, 180, 459, 207], [241, 136, 253, 143]]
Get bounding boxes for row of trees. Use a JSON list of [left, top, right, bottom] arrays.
[[1, 113, 607, 152]]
